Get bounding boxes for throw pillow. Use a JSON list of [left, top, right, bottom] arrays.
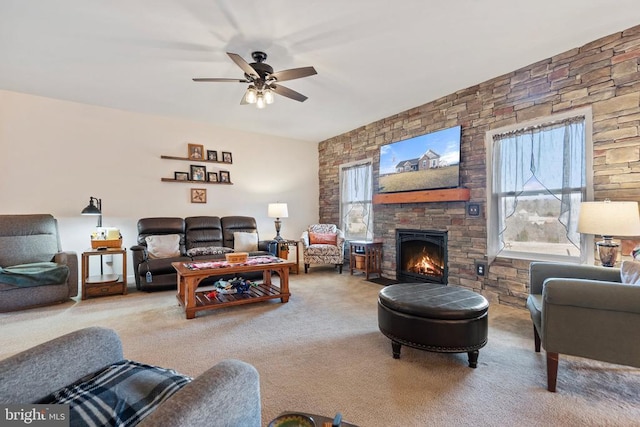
[[234, 232, 258, 252], [309, 232, 338, 245], [145, 234, 180, 259], [620, 260, 640, 285], [186, 246, 234, 257], [42, 360, 192, 426]]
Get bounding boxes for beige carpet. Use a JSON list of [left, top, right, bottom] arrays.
[[2, 268, 640, 426]]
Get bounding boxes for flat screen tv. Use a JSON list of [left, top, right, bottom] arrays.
[[378, 125, 461, 193]]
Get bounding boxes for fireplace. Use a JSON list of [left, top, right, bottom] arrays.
[[396, 229, 447, 284]]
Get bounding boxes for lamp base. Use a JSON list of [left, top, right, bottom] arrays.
[[596, 237, 618, 267], [273, 219, 284, 242]]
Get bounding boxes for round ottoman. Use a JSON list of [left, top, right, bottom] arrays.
[[378, 283, 489, 368]]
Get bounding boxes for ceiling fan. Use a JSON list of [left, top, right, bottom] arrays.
[[193, 51, 317, 108]]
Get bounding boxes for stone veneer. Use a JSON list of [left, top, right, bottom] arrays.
[[318, 24, 640, 307]]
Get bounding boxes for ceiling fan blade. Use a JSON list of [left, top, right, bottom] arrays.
[[270, 66, 317, 82], [227, 52, 259, 79], [192, 78, 249, 82], [271, 84, 308, 102]]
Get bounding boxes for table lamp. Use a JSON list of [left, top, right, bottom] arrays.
[[268, 203, 288, 241], [577, 199, 640, 267]]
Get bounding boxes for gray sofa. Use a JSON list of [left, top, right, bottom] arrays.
[[130, 216, 273, 291], [526, 261, 640, 391], [0, 327, 262, 427], [0, 214, 78, 312]]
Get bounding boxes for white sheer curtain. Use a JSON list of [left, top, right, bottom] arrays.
[[340, 161, 373, 241], [490, 117, 586, 261]]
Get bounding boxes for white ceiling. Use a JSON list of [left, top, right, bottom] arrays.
[[2, 1, 639, 142]]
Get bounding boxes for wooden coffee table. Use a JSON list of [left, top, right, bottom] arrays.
[[172, 256, 294, 319]]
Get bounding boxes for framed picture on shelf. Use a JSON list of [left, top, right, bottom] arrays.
[[174, 171, 189, 181], [188, 143, 205, 160], [207, 150, 218, 161], [207, 172, 218, 182], [190, 165, 206, 181], [219, 171, 230, 183], [191, 188, 207, 203], [222, 151, 233, 163]]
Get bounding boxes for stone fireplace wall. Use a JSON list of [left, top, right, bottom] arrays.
[[318, 24, 640, 307]]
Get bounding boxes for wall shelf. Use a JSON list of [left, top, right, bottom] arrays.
[[161, 178, 232, 185], [373, 188, 470, 205]]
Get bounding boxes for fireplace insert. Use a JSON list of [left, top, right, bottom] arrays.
[[396, 229, 447, 284]]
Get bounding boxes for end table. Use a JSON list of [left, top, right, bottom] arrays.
[[275, 239, 299, 274], [349, 240, 382, 280], [81, 248, 127, 299]]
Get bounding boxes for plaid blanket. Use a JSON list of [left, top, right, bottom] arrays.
[[44, 360, 192, 427]]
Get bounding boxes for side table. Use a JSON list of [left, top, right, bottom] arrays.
[[273, 240, 299, 274], [349, 240, 382, 280], [81, 248, 127, 300]]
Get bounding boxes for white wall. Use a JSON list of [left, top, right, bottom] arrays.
[[0, 90, 319, 277]]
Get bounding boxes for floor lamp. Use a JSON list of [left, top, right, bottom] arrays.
[[81, 197, 102, 227], [577, 200, 640, 267]]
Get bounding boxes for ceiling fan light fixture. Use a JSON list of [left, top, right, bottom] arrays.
[[245, 85, 257, 104], [256, 93, 266, 109], [193, 51, 317, 107], [264, 88, 274, 104]]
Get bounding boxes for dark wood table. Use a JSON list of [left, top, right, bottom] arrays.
[[349, 240, 383, 280], [172, 256, 294, 319]]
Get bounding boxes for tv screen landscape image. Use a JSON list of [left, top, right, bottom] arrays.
[[378, 125, 461, 193]]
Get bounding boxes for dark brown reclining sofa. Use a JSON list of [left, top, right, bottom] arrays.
[[130, 216, 272, 291]]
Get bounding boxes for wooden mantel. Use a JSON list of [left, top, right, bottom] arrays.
[[373, 188, 470, 205]]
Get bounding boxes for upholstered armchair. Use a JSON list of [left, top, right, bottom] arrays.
[[300, 224, 345, 273], [0, 327, 261, 427], [0, 214, 78, 312], [526, 261, 640, 392]]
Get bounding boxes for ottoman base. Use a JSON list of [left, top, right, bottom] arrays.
[[377, 286, 489, 368]]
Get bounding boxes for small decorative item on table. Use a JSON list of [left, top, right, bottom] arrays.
[[90, 227, 122, 249], [268, 413, 315, 427], [207, 277, 257, 297], [225, 252, 248, 264]]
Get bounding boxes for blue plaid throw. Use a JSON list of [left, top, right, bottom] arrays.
[[46, 360, 192, 427]]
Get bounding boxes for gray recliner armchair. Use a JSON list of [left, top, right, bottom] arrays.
[[526, 261, 640, 392], [0, 214, 78, 312], [0, 327, 261, 426]]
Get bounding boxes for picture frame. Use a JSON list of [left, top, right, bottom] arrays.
[[207, 172, 218, 182], [188, 143, 205, 160], [190, 164, 206, 181], [222, 151, 233, 163], [219, 171, 230, 183], [174, 171, 189, 181], [190, 188, 207, 204], [207, 150, 218, 161]]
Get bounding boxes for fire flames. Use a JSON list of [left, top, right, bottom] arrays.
[[407, 252, 443, 277]]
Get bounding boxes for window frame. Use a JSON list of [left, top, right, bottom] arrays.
[[485, 107, 594, 264], [339, 158, 374, 241]]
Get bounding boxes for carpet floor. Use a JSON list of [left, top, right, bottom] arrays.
[[2, 267, 639, 426]]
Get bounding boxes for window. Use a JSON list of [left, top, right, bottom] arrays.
[[486, 108, 593, 264], [340, 160, 373, 241]]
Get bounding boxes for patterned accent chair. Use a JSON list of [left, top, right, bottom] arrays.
[[300, 224, 345, 274]]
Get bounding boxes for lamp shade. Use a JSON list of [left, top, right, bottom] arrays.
[[577, 201, 640, 237], [268, 203, 289, 218], [81, 197, 102, 227], [81, 198, 101, 215]]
